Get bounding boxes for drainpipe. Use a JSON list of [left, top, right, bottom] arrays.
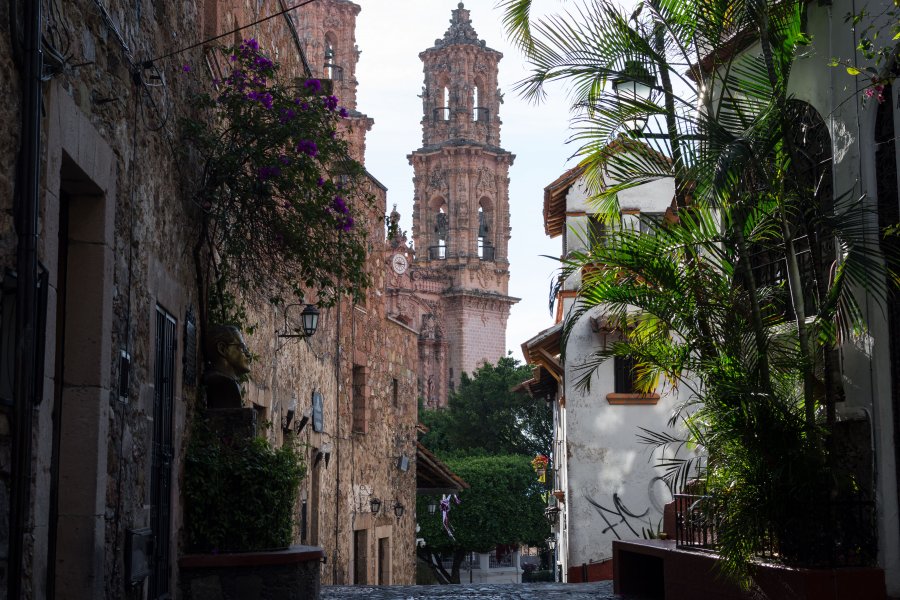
[[9, 0, 43, 598], [333, 279, 342, 584]]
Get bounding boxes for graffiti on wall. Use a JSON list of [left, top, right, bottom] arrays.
[[584, 476, 674, 539]]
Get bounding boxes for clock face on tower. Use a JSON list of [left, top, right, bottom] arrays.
[[391, 253, 408, 275]]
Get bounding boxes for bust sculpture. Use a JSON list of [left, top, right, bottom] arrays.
[[202, 324, 251, 410]]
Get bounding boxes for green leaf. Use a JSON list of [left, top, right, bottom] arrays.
[[846, 66, 862, 75]]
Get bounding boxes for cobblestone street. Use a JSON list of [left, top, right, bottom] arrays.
[[322, 582, 623, 599]]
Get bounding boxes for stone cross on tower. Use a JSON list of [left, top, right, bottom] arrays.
[[406, 3, 519, 401]]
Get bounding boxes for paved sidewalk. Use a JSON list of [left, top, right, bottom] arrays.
[[322, 581, 622, 599]]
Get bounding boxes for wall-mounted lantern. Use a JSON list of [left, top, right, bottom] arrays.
[[277, 303, 320, 339], [544, 506, 561, 525], [393, 502, 405, 518], [369, 497, 382, 515]]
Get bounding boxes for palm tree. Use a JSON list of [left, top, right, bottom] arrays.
[[504, 0, 893, 583]]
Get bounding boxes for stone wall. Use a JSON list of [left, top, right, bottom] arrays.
[[0, 0, 418, 596]]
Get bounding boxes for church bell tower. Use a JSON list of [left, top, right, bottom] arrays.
[[408, 3, 518, 396]]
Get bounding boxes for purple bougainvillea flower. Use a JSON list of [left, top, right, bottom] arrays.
[[230, 54, 237, 62], [279, 108, 296, 124], [304, 79, 322, 93], [279, 154, 291, 166], [332, 196, 347, 213], [243, 38, 259, 52], [339, 107, 349, 118], [341, 216, 354, 232], [323, 95, 339, 111], [181, 64, 191, 73], [296, 140, 318, 157], [246, 90, 273, 109], [317, 177, 325, 187], [257, 166, 281, 181]]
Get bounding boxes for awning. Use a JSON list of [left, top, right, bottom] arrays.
[[416, 441, 469, 495], [520, 322, 563, 382]]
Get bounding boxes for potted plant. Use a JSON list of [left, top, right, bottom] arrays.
[[531, 454, 549, 482]]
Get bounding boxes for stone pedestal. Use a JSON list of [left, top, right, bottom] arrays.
[[179, 546, 324, 600]]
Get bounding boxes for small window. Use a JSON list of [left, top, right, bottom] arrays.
[[352, 365, 368, 433], [392, 377, 399, 408], [639, 212, 664, 235], [588, 215, 605, 245], [614, 355, 636, 394]]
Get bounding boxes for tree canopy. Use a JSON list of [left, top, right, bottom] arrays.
[[416, 455, 550, 583], [419, 355, 552, 459]]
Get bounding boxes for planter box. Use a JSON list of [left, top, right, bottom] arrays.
[[180, 545, 324, 600], [613, 539, 886, 600]]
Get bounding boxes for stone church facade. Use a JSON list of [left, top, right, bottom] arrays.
[[386, 4, 518, 408]]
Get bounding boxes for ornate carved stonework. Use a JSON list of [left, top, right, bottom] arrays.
[[395, 3, 518, 407], [428, 168, 449, 192], [475, 167, 495, 197]]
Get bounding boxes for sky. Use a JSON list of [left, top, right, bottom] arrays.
[[353, 0, 577, 362]]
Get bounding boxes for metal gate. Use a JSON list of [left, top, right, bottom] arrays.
[[150, 306, 176, 598]]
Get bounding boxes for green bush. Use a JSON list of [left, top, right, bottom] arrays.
[[184, 423, 306, 552], [523, 569, 554, 583]]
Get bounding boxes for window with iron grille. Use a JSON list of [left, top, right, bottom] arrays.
[[150, 306, 176, 599]]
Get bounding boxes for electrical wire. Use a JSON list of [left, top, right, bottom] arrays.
[[144, 0, 319, 66]]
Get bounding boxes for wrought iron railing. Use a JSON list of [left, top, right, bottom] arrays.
[[674, 494, 720, 551], [674, 493, 877, 567], [488, 552, 513, 568], [439, 555, 480, 570]]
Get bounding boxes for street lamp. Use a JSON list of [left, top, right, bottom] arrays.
[[369, 497, 382, 515], [544, 506, 561, 525], [393, 501, 405, 518], [277, 303, 320, 338], [611, 59, 655, 134], [546, 536, 557, 551], [427, 498, 438, 516]]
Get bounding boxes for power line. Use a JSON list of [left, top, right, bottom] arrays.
[[145, 0, 319, 65]]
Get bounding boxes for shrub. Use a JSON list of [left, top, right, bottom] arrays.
[[523, 569, 554, 583], [184, 422, 306, 552]]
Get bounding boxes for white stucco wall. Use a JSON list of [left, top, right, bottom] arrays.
[[560, 305, 690, 570], [554, 172, 686, 576]]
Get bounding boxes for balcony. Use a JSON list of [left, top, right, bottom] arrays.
[[479, 244, 495, 261], [473, 106, 490, 122]]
